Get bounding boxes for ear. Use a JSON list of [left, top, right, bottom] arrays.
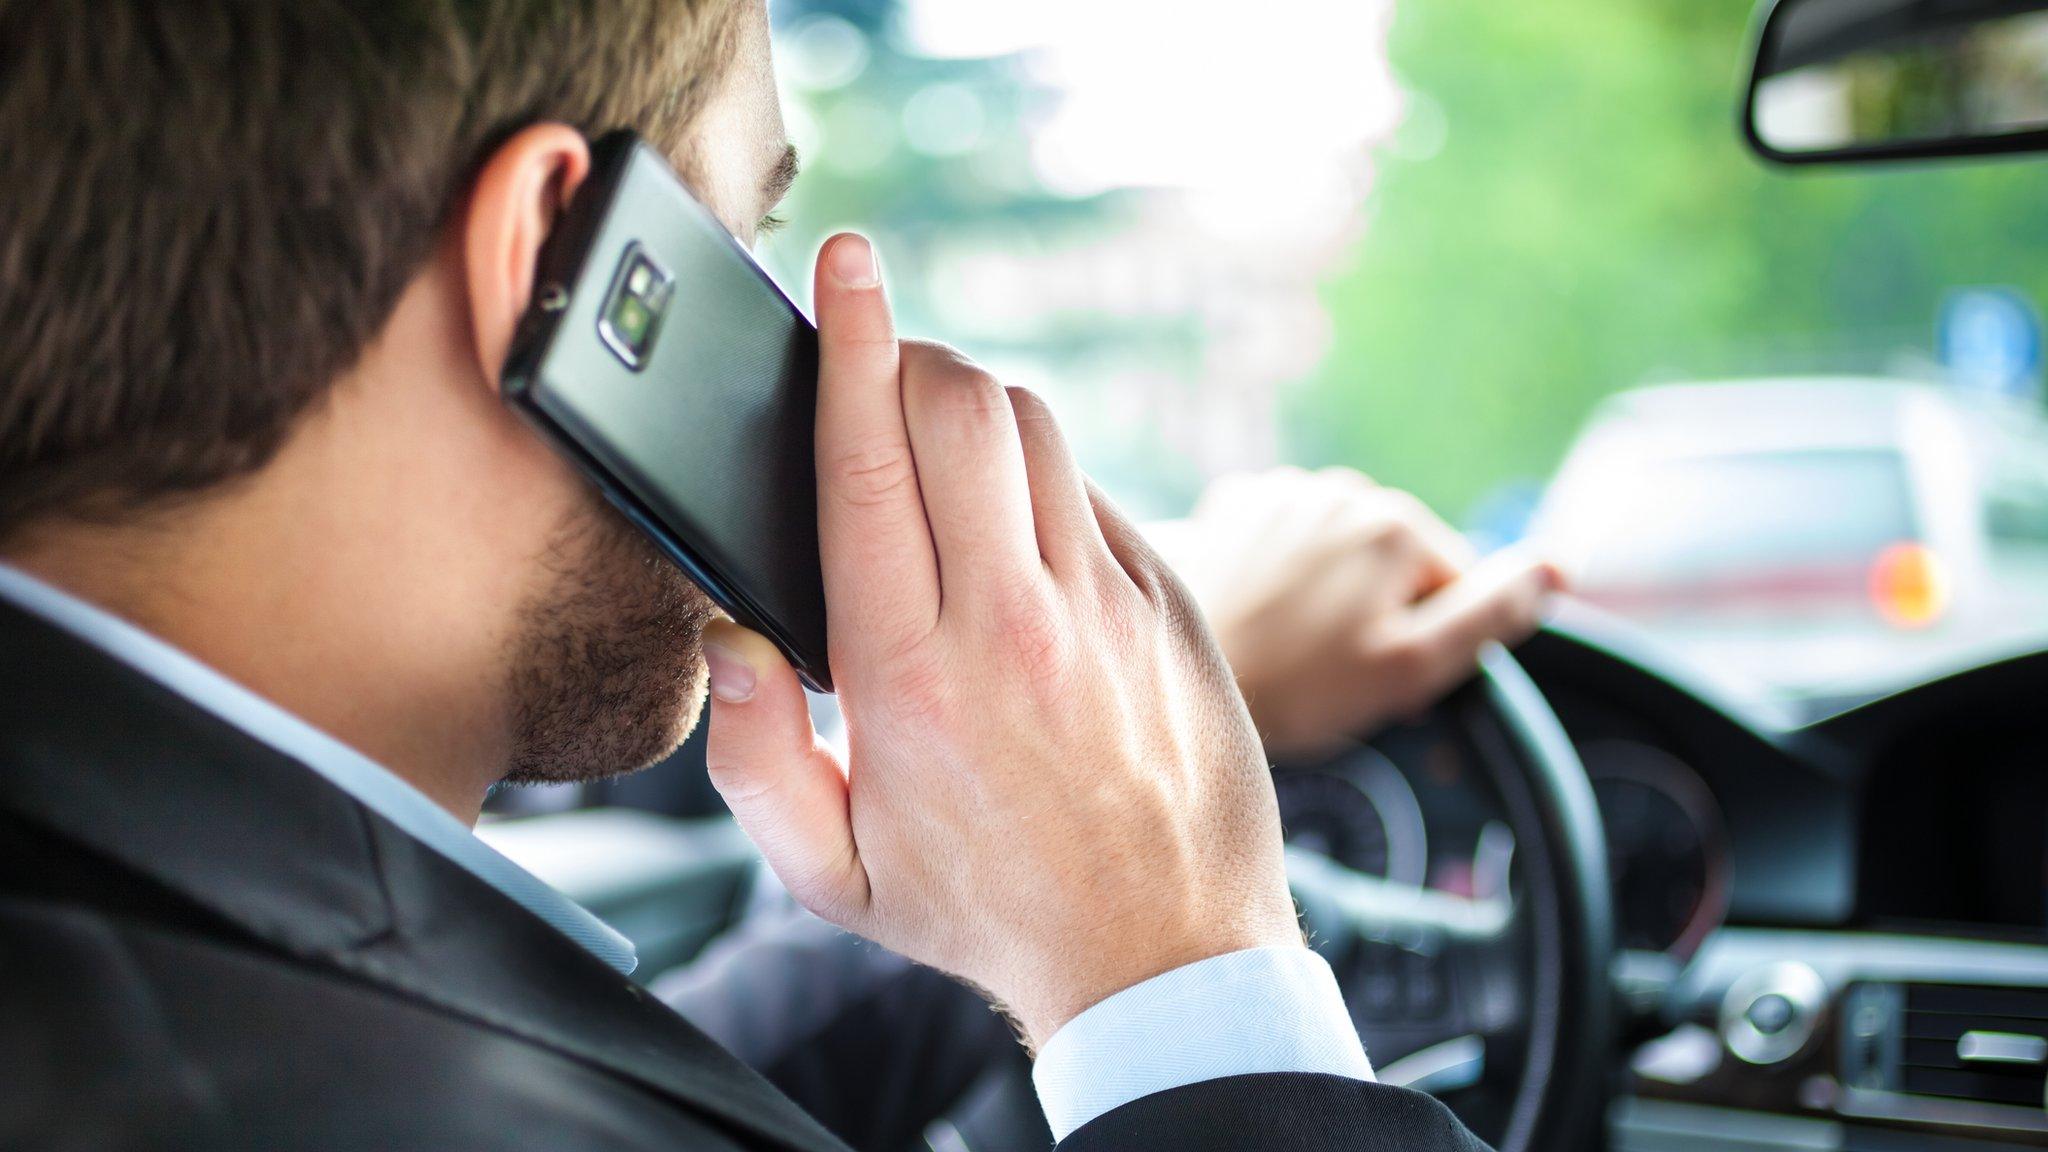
[[461, 123, 592, 391]]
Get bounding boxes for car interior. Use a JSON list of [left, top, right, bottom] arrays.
[[472, 1, 2048, 1150]]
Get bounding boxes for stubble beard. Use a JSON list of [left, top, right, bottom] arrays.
[[499, 493, 716, 787]]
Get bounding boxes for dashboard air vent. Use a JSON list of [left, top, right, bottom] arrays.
[[1898, 983, 2048, 1109]]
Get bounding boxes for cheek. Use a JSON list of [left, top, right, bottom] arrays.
[[483, 426, 594, 560], [461, 461, 606, 674]]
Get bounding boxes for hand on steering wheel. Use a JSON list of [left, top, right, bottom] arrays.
[[1150, 466, 1563, 758]]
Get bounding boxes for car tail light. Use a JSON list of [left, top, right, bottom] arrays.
[[1868, 541, 1948, 629]]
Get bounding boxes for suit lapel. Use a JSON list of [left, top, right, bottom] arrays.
[[0, 599, 846, 1152], [344, 815, 851, 1152]]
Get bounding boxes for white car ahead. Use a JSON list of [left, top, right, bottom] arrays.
[[1529, 377, 2048, 707]]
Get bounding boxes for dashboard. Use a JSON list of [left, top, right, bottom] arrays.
[[1276, 618, 1860, 959], [1276, 608, 2048, 1149]]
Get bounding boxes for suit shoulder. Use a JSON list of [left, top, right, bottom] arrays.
[[0, 897, 729, 1151]]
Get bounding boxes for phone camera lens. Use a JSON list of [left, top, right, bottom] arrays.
[[600, 247, 671, 369]]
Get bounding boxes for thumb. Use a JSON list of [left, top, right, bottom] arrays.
[[701, 620, 871, 926], [1386, 549, 1564, 700]]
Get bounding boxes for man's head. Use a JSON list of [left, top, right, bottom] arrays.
[[0, 1, 799, 813]]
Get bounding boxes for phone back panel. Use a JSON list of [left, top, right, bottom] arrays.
[[505, 134, 828, 688]]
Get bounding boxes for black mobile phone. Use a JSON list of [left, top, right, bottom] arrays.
[[504, 130, 831, 691]]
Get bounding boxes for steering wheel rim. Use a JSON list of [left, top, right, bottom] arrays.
[[1460, 645, 1614, 1151], [1283, 645, 1613, 1152]]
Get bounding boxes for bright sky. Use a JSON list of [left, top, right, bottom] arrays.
[[900, 0, 1403, 202]]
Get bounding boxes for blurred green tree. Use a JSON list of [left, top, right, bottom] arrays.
[[1289, 0, 2048, 525]]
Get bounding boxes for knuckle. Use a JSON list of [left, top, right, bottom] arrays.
[[1373, 631, 1437, 693], [704, 755, 774, 807], [996, 602, 1070, 689], [902, 344, 1015, 433], [881, 643, 952, 725], [1356, 510, 1419, 552], [983, 568, 1055, 628], [825, 440, 920, 509], [898, 337, 960, 363], [901, 339, 987, 385], [934, 370, 1010, 422], [1005, 385, 1055, 429], [828, 325, 901, 355], [842, 603, 943, 667], [1092, 589, 1147, 652]]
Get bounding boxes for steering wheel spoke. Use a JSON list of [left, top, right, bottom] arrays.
[[1289, 847, 1512, 943], [1291, 844, 1527, 1030]]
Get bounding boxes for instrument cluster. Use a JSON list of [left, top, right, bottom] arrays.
[[1276, 717, 1732, 961]]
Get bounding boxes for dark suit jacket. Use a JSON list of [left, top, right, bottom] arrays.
[[0, 598, 1489, 1150]]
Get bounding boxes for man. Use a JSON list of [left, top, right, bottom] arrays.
[[0, 3, 1548, 1150]]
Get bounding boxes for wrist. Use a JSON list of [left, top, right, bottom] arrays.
[[1010, 909, 1305, 1049]]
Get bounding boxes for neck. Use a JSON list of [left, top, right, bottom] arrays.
[[0, 375, 536, 825]]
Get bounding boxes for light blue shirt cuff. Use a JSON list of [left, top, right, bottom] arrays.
[[1030, 945, 1374, 1142]]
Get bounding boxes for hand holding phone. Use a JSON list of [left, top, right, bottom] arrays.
[[693, 234, 1306, 1051]]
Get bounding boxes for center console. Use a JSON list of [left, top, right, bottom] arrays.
[[1616, 928, 2048, 1149]]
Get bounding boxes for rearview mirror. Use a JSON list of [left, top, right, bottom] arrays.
[[1745, 0, 2048, 164]]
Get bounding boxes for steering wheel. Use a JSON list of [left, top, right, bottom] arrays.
[[1280, 646, 1613, 1152]]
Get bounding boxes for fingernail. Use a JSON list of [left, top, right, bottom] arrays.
[[1537, 562, 1569, 593], [704, 642, 757, 704], [827, 233, 880, 289]]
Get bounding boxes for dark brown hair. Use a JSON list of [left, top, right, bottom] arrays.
[[0, 1, 741, 538]]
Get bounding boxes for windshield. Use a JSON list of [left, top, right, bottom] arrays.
[[759, 0, 2048, 713]]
